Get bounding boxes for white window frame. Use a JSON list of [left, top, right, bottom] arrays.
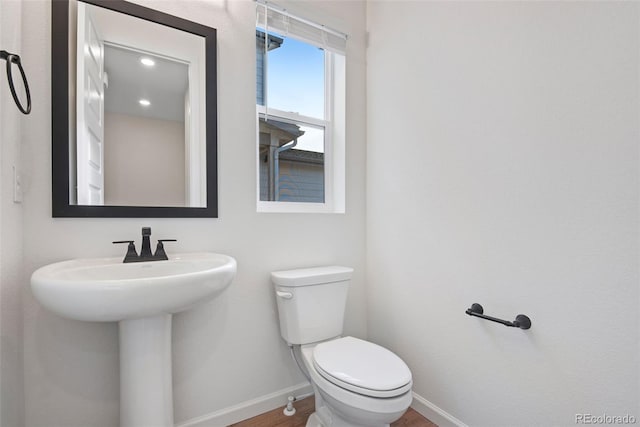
[[256, 9, 346, 214]]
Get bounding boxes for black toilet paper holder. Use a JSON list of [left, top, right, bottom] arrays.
[[465, 303, 531, 330]]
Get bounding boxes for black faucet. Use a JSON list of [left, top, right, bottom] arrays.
[[113, 227, 176, 263], [140, 227, 153, 258]]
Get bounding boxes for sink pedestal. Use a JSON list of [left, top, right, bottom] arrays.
[[119, 314, 173, 427], [30, 252, 237, 426]]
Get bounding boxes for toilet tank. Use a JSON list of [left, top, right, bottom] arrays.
[[272, 266, 353, 345]]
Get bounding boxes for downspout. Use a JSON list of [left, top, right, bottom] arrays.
[[274, 139, 297, 201]]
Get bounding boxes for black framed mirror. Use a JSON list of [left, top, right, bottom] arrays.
[[52, 0, 217, 217]]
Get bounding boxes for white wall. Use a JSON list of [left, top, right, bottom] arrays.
[[15, 1, 639, 426], [0, 0, 25, 425], [104, 112, 185, 207], [366, 2, 639, 426], [20, 0, 366, 426]]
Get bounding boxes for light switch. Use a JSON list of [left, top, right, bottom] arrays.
[[13, 166, 22, 203]]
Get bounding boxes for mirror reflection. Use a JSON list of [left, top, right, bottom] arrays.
[[70, 1, 206, 207], [103, 47, 188, 206]]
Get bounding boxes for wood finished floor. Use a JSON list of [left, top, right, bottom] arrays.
[[229, 396, 437, 427]]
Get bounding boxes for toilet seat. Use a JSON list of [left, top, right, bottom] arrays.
[[312, 337, 412, 398]]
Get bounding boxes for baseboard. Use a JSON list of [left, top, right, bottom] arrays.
[[175, 382, 313, 427], [176, 383, 461, 427], [411, 392, 468, 427]]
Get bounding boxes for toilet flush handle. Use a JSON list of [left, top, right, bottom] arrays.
[[276, 290, 293, 300]]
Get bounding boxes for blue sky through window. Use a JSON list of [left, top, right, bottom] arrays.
[[259, 28, 326, 153], [265, 31, 324, 119]]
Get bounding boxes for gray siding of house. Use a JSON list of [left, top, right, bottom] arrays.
[[278, 159, 324, 203], [256, 39, 265, 106], [256, 31, 283, 106], [259, 148, 269, 201], [259, 150, 324, 203]]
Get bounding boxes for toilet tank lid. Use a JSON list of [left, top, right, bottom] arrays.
[[271, 266, 353, 287]]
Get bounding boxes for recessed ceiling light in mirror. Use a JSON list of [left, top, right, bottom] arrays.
[[139, 99, 151, 107], [140, 57, 155, 67]]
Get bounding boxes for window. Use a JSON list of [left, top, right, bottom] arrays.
[[256, 2, 346, 213]]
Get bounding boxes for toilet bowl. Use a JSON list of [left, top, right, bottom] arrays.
[[301, 337, 413, 427], [271, 266, 413, 427]]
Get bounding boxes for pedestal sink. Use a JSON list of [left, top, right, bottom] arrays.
[[31, 252, 237, 427]]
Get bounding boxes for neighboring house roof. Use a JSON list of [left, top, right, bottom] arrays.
[[256, 29, 284, 51], [280, 149, 324, 165], [259, 118, 306, 147], [262, 119, 305, 139]]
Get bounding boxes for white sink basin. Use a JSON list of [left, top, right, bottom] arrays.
[[30, 252, 237, 427], [31, 252, 236, 322]]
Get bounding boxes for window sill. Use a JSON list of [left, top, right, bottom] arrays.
[[257, 200, 344, 214]]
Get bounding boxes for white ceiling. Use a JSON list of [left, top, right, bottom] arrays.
[[103, 44, 188, 122]]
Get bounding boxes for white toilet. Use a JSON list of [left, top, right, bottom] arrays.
[[272, 266, 413, 427]]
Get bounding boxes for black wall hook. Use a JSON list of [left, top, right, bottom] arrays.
[[466, 303, 532, 330], [1, 50, 31, 115]]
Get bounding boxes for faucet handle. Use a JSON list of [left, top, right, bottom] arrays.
[[113, 240, 138, 263], [154, 239, 177, 261]]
